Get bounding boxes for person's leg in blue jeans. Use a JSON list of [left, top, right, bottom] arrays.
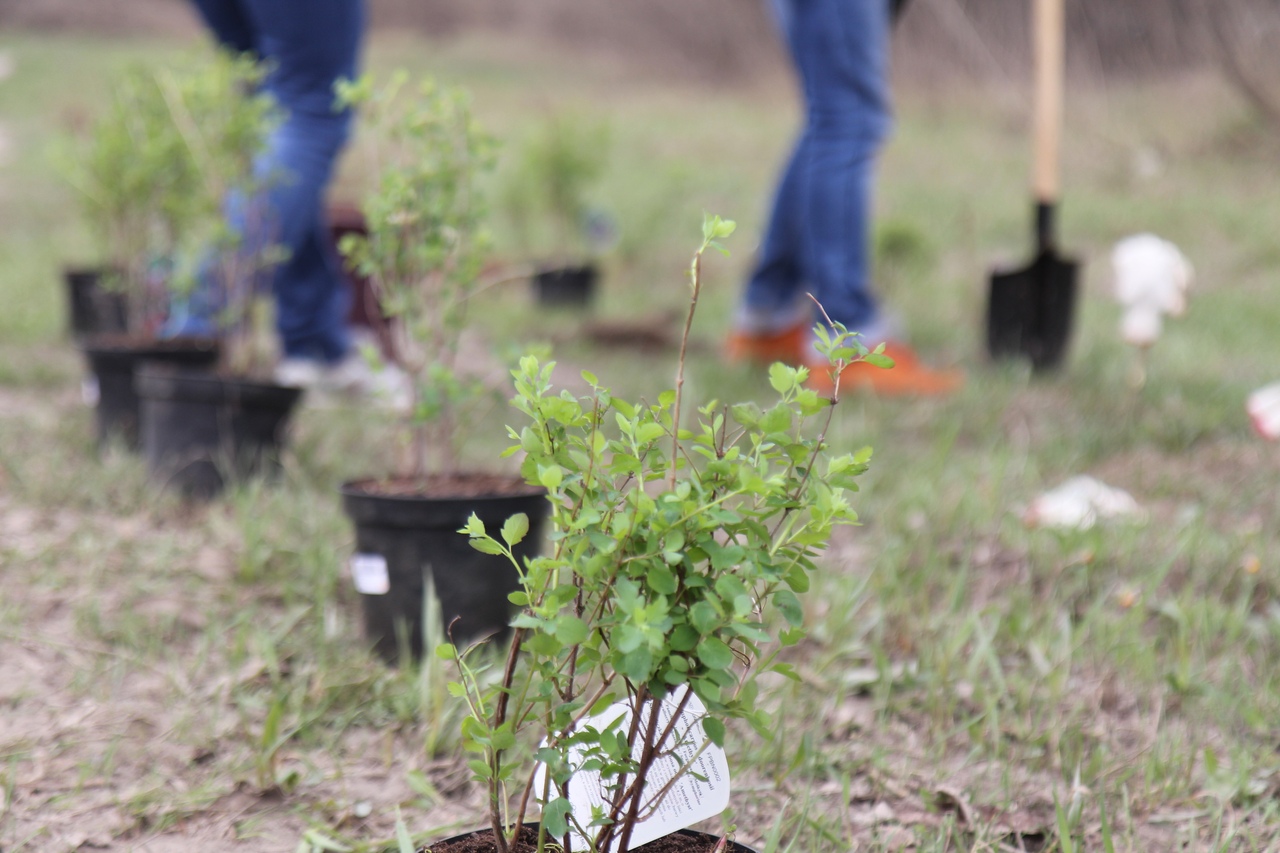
[[181, 0, 363, 366], [242, 0, 363, 365], [737, 0, 890, 342], [730, 0, 960, 394]]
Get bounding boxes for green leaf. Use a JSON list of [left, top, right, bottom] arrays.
[[636, 422, 666, 444], [690, 601, 719, 635], [697, 637, 734, 670], [863, 352, 895, 369], [779, 627, 804, 646], [702, 716, 726, 747], [768, 362, 795, 394], [759, 403, 793, 434], [469, 538, 505, 556], [555, 615, 590, 645], [491, 724, 516, 751], [542, 797, 573, 837], [620, 647, 654, 681], [773, 589, 804, 626], [616, 624, 644, 654], [590, 692, 618, 715], [770, 662, 802, 682], [395, 812, 415, 853], [461, 514, 485, 537], [730, 402, 761, 428], [647, 564, 677, 595], [669, 625, 700, 652], [501, 512, 529, 546], [538, 464, 563, 489]]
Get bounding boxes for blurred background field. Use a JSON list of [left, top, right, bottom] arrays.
[[2, 1, 1280, 851]]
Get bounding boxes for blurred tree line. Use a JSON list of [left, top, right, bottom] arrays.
[[1, 0, 1276, 121], [375, 0, 1278, 121]]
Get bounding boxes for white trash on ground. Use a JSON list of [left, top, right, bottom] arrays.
[[1247, 383, 1280, 441], [1112, 233, 1193, 348], [1024, 475, 1146, 530]]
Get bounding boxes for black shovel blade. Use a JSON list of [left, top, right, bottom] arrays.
[[986, 249, 1079, 372]]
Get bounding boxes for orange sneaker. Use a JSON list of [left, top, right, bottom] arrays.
[[805, 341, 963, 397], [725, 321, 810, 367]]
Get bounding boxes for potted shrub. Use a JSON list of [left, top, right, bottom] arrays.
[[334, 74, 550, 664], [503, 112, 611, 308], [422, 214, 880, 853], [64, 62, 220, 447], [132, 52, 305, 499]]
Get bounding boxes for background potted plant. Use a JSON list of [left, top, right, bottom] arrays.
[[335, 73, 550, 664], [424, 215, 880, 853], [132, 50, 305, 499], [57, 63, 187, 340], [63, 62, 220, 447], [502, 111, 612, 308]]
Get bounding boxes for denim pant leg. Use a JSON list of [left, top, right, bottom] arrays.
[[188, 0, 256, 54], [745, 0, 891, 336], [248, 111, 353, 362], [245, 0, 364, 362]]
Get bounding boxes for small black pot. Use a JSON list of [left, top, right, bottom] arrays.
[[135, 366, 303, 500], [532, 263, 598, 308], [65, 267, 128, 338], [80, 337, 220, 449], [422, 824, 758, 853], [340, 478, 550, 664]]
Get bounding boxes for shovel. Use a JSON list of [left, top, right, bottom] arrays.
[[985, 0, 1078, 371]]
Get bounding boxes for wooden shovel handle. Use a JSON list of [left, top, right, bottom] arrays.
[[1032, 0, 1065, 203]]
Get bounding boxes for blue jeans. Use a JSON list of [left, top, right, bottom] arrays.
[[181, 0, 364, 363], [743, 0, 892, 337]]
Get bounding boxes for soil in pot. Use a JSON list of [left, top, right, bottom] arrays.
[[423, 825, 757, 853], [532, 263, 598, 309], [64, 266, 128, 338], [340, 474, 550, 665], [80, 335, 220, 450], [135, 365, 303, 500]]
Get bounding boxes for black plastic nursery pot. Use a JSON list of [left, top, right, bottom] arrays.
[[532, 263, 598, 308], [80, 336, 220, 450], [340, 476, 550, 665], [135, 365, 303, 500], [421, 824, 758, 853], [64, 266, 128, 339]]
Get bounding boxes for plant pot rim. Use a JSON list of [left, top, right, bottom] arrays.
[[423, 824, 758, 853], [535, 261, 598, 276], [79, 334, 220, 358], [64, 263, 120, 277], [341, 473, 546, 503], [134, 365, 303, 409]]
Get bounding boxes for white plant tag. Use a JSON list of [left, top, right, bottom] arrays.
[[350, 553, 390, 595], [535, 687, 730, 850], [81, 377, 100, 407]]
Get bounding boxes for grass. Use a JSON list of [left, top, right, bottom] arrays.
[[2, 24, 1280, 853]]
